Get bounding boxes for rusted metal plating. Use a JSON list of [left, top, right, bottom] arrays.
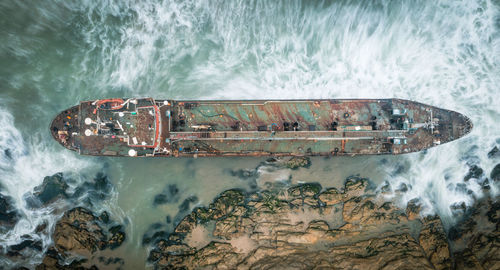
[[50, 98, 472, 157]]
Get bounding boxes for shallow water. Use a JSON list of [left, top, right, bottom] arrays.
[[0, 0, 499, 268]]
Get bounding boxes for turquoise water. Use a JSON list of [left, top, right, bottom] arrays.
[[1, 0, 499, 268]]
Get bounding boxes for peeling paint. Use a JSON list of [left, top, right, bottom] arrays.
[[50, 99, 472, 157]]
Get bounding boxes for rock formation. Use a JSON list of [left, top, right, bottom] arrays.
[[149, 178, 453, 269], [0, 192, 19, 233], [36, 207, 125, 270], [285, 156, 311, 170], [449, 198, 500, 269]]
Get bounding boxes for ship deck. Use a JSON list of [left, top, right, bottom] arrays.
[[169, 100, 394, 132], [50, 98, 472, 157]]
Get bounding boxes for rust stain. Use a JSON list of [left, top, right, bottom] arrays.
[[50, 98, 473, 157]]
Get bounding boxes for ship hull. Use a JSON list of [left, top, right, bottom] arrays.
[[50, 98, 472, 157]]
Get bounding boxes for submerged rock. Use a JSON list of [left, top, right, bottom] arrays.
[[35, 246, 100, 270], [73, 172, 113, 205], [464, 164, 484, 181], [98, 211, 110, 224], [26, 172, 113, 210], [7, 238, 43, 257], [32, 173, 69, 206], [490, 163, 500, 181], [450, 201, 467, 213], [178, 196, 199, 213], [0, 193, 20, 232], [487, 146, 500, 159], [153, 184, 180, 207], [149, 178, 452, 269]]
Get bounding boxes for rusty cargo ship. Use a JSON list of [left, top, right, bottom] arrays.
[[50, 98, 472, 157]]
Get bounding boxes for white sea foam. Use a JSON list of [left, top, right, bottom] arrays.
[[0, 105, 93, 266], [76, 0, 499, 223], [1, 2, 498, 268]]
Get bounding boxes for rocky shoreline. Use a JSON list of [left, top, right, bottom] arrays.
[[1, 156, 499, 269], [148, 177, 452, 269], [1, 171, 127, 269], [142, 156, 499, 269], [34, 175, 497, 269]]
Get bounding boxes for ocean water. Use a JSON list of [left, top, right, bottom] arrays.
[[0, 0, 499, 268]]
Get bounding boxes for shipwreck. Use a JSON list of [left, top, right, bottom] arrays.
[[50, 98, 472, 157]]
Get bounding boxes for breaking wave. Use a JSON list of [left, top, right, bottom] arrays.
[[0, 0, 499, 267], [0, 105, 93, 267], [74, 0, 500, 222]]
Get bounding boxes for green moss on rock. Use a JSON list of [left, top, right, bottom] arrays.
[[285, 156, 311, 169]]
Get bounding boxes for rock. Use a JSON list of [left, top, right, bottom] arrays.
[[419, 215, 451, 269], [72, 173, 113, 205], [99, 211, 109, 224], [4, 148, 13, 160], [285, 156, 311, 169], [318, 188, 342, 206], [35, 222, 48, 233], [36, 207, 127, 269], [287, 182, 322, 203], [343, 176, 371, 198], [464, 165, 484, 181], [486, 201, 500, 224], [396, 182, 409, 192], [23, 171, 114, 210], [453, 249, 483, 270], [35, 247, 99, 270], [448, 198, 500, 269], [107, 225, 126, 249], [490, 163, 500, 181], [149, 181, 451, 269], [178, 196, 198, 213], [379, 181, 391, 194], [32, 173, 69, 205], [487, 146, 500, 159], [98, 256, 124, 266], [450, 201, 467, 213], [0, 193, 20, 232], [206, 189, 245, 221], [153, 194, 168, 206], [53, 207, 106, 254], [228, 168, 258, 180], [153, 184, 180, 207], [142, 222, 173, 246], [405, 198, 422, 221], [93, 173, 110, 192], [7, 239, 43, 257], [143, 230, 169, 246]]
